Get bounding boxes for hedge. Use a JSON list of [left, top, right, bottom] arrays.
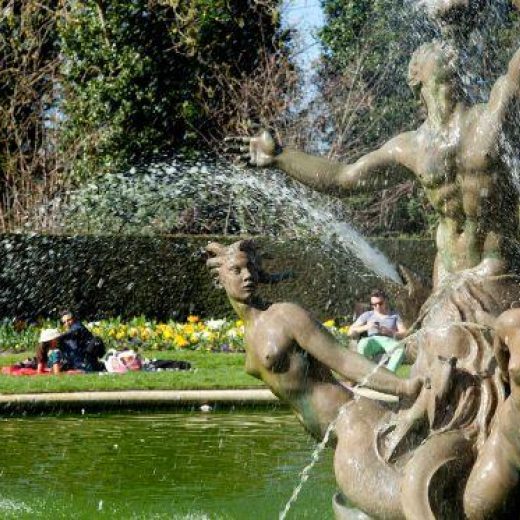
[[0, 234, 435, 322]]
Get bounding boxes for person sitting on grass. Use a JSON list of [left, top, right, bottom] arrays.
[[60, 310, 105, 371], [206, 239, 421, 441], [348, 289, 407, 372], [36, 328, 63, 374]]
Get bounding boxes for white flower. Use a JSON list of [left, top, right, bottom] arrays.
[[206, 319, 226, 330]]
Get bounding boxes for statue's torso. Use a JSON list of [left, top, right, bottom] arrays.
[[243, 304, 350, 438], [411, 109, 517, 273]]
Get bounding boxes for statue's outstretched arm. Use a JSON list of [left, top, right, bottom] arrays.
[[276, 136, 415, 196], [287, 304, 421, 398], [487, 45, 520, 121], [229, 130, 416, 196]]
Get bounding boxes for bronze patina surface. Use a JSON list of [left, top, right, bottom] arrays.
[[222, 1, 520, 517], [207, 240, 520, 518]]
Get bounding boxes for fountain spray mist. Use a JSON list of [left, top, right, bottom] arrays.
[[46, 155, 402, 284]]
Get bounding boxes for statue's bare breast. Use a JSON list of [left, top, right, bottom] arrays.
[[244, 308, 311, 393]]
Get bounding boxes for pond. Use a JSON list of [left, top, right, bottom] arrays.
[[0, 410, 336, 519]]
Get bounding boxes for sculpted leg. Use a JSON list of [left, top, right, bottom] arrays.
[[463, 402, 520, 519], [401, 431, 474, 520], [463, 309, 520, 519], [334, 402, 404, 519]]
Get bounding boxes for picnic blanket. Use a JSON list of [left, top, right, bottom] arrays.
[[1, 366, 85, 376], [2, 365, 85, 376], [1, 356, 191, 376]]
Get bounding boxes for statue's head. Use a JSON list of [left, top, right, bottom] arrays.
[[206, 240, 261, 303], [408, 41, 459, 99], [416, 0, 488, 29]]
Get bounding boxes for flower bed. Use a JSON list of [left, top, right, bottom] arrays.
[[0, 316, 350, 353]]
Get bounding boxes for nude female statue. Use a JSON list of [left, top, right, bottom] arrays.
[[217, 3, 520, 516], [205, 240, 496, 518], [205, 239, 420, 441], [231, 39, 520, 291]]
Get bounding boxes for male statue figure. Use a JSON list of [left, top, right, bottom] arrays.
[[233, 39, 520, 293]]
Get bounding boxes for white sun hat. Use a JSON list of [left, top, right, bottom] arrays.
[[39, 328, 62, 343]]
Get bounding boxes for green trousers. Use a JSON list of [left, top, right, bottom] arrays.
[[357, 335, 404, 373]]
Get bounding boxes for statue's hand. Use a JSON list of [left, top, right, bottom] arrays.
[[250, 130, 278, 166], [225, 130, 279, 167], [395, 264, 431, 326], [401, 375, 426, 400]]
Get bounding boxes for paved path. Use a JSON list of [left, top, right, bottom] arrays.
[[0, 389, 281, 412]]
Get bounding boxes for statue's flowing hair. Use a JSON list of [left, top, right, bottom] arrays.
[[206, 240, 259, 275]]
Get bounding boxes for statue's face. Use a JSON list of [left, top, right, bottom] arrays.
[[408, 44, 457, 101], [415, 0, 487, 26], [417, 0, 470, 16], [219, 251, 258, 303]]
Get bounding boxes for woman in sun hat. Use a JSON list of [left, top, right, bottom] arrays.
[[36, 328, 63, 374]]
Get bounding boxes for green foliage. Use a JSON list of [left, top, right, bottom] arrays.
[[345, 183, 439, 237], [58, 0, 284, 181], [0, 1, 286, 227], [318, 0, 424, 155]]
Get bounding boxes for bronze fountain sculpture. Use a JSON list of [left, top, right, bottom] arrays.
[[219, 1, 520, 518]]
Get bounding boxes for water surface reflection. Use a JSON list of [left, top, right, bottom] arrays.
[[0, 411, 335, 519]]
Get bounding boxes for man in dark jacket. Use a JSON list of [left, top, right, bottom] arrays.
[[60, 310, 104, 371]]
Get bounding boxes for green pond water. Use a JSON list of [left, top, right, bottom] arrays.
[[0, 410, 336, 519]]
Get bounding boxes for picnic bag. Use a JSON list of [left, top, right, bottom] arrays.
[[103, 349, 142, 373]]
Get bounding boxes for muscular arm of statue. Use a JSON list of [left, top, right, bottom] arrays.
[[486, 43, 520, 126], [239, 130, 416, 196], [289, 306, 420, 398]]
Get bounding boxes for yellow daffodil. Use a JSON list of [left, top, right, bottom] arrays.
[[174, 334, 189, 348], [140, 327, 152, 341], [323, 319, 335, 328], [161, 327, 175, 340], [183, 324, 195, 335]]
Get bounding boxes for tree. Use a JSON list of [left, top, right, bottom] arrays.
[[58, 0, 286, 180], [0, 0, 289, 230], [317, 0, 425, 159], [0, 1, 62, 229]]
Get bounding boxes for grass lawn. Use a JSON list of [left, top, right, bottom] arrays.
[[0, 350, 411, 395], [0, 350, 264, 394]]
